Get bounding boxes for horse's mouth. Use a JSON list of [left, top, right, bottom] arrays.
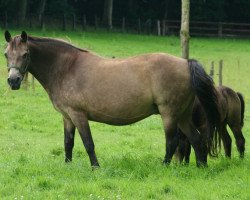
[[9, 84, 21, 90]]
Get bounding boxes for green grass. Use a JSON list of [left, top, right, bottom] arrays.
[[0, 29, 250, 199]]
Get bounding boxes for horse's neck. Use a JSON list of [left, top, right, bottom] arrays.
[[28, 43, 72, 92]]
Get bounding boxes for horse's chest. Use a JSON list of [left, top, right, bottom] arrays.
[[50, 96, 64, 113], [49, 93, 71, 113]]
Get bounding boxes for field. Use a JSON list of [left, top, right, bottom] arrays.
[[0, 30, 249, 199]]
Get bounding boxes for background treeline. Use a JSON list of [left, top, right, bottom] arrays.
[[0, 0, 249, 27]]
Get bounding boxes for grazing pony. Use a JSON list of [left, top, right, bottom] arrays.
[[175, 86, 245, 163], [4, 31, 220, 168]]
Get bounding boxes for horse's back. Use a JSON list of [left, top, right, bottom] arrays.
[[218, 86, 242, 125], [106, 53, 192, 116]]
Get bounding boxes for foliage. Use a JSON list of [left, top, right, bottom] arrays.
[[0, 30, 250, 199], [0, 0, 249, 23]]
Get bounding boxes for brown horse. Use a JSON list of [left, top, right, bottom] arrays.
[[175, 86, 245, 163], [4, 31, 220, 168]]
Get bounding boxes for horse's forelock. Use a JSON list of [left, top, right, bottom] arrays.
[[10, 36, 22, 49]]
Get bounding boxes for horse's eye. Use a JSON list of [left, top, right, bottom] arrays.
[[4, 53, 8, 58], [22, 53, 28, 59]]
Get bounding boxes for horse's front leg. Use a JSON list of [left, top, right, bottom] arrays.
[[229, 125, 245, 158], [69, 111, 100, 168], [63, 117, 76, 162], [219, 123, 232, 158]]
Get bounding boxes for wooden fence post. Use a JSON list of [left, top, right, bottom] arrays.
[[180, 0, 190, 59], [95, 15, 98, 29], [237, 59, 240, 72], [218, 22, 223, 37], [29, 13, 32, 28], [32, 75, 35, 91], [162, 19, 166, 36], [62, 14, 66, 31], [210, 61, 214, 80], [219, 60, 223, 86], [157, 20, 161, 36], [138, 18, 141, 34], [23, 73, 29, 90], [72, 14, 76, 31], [165, 20, 169, 35], [40, 14, 44, 30], [146, 19, 152, 35], [122, 17, 126, 33], [82, 14, 87, 30]]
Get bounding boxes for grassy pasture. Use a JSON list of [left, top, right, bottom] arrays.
[[0, 30, 249, 199]]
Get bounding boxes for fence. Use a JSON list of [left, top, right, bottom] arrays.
[[1, 13, 250, 38], [209, 60, 223, 86], [162, 20, 250, 38]]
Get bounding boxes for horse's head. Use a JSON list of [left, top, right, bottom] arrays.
[[4, 31, 30, 90]]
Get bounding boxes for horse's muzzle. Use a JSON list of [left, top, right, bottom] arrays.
[[7, 76, 22, 90]]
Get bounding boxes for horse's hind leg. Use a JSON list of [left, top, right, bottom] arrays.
[[178, 120, 207, 167], [183, 135, 191, 164], [229, 125, 245, 158], [175, 129, 185, 163], [220, 123, 232, 158], [175, 129, 191, 164], [69, 111, 99, 167], [63, 117, 76, 162], [160, 115, 179, 165]]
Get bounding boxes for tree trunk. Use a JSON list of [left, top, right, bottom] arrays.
[[17, 0, 27, 26], [128, 0, 136, 18], [102, 0, 113, 30], [38, 0, 47, 21], [164, 0, 169, 19], [180, 0, 190, 59]]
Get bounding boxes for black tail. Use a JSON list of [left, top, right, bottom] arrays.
[[237, 92, 245, 127], [188, 59, 220, 156]]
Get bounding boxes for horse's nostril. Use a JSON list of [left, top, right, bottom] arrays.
[[16, 77, 20, 83], [7, 78, 11, 84], [7, 77, 21, 85]]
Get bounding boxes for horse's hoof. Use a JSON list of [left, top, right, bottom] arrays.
[[65, 158, 72, 163], [196, 161, 207, 168], [92, 165, 100, 171], [162, 160, 170, 166], [239, 154, 244, 159]]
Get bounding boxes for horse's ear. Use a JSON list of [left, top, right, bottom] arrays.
[[21, 31, 27, 43], [5, 30, 11, 42]]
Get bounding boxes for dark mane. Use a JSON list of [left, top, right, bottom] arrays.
[[26, 36, 89, 52]]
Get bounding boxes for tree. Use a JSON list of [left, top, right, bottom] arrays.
[[180, 0, 190, 59], [102, 0, 113, 30], [17, 0, 27, 26], [164, 0, 170, 19], [37, 0, 46, 21]]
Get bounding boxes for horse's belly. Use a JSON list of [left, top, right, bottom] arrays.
[[87, 104, 158, 125], [88, 112, 155, 125]]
